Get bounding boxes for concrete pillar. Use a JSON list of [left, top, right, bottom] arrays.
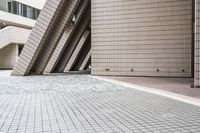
[[194, 0, 200, 87]]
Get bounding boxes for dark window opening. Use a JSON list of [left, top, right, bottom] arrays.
[[18, 45, 24, 56]]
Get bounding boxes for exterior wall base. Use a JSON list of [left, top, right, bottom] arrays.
[[0, 44, 18, 69]]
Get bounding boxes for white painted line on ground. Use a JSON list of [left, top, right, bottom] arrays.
[[92, 76, 200, 107]]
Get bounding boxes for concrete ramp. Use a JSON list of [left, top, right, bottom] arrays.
[[0, 26, 31, 50]]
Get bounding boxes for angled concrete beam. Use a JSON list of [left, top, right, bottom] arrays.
[[53, 7, 91, 73], [79, 49, 91, 71], [44, 0, 89, 74], [12, 0, 65, 76], [43, 26, 73, 74], [64, 31, 90, 72], [70, 37, 91, 71], [30, 0, 81, 74], [12, 0, 81, 76]]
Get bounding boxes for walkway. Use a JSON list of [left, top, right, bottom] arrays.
[[102, 76, 200, 99], [0, 71, 200, 133]]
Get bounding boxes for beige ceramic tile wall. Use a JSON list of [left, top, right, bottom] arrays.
[[0, 44, 18, 69], [91, 0, 193, 77], [195, 0, 200, 87]]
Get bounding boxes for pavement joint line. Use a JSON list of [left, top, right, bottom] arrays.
[[91, 76, 200, 107]]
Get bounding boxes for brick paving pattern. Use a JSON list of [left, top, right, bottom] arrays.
[[0, 73, 200, 132]]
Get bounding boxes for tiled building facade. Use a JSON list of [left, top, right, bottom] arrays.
[[195, 0, 200, 87], [10, 0, 200, 87], [91, 0, 192, 77]]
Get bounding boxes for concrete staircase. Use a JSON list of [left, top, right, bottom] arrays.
[[0, 26, 31, 49]]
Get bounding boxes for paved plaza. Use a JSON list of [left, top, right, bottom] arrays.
[[0, 71, 200, 133]]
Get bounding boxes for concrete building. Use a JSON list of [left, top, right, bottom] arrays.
[[11, 0, 91, 75], [9, 0, 200, 87], [91, 0, 192, 78], [0, 0, 45, 69]]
